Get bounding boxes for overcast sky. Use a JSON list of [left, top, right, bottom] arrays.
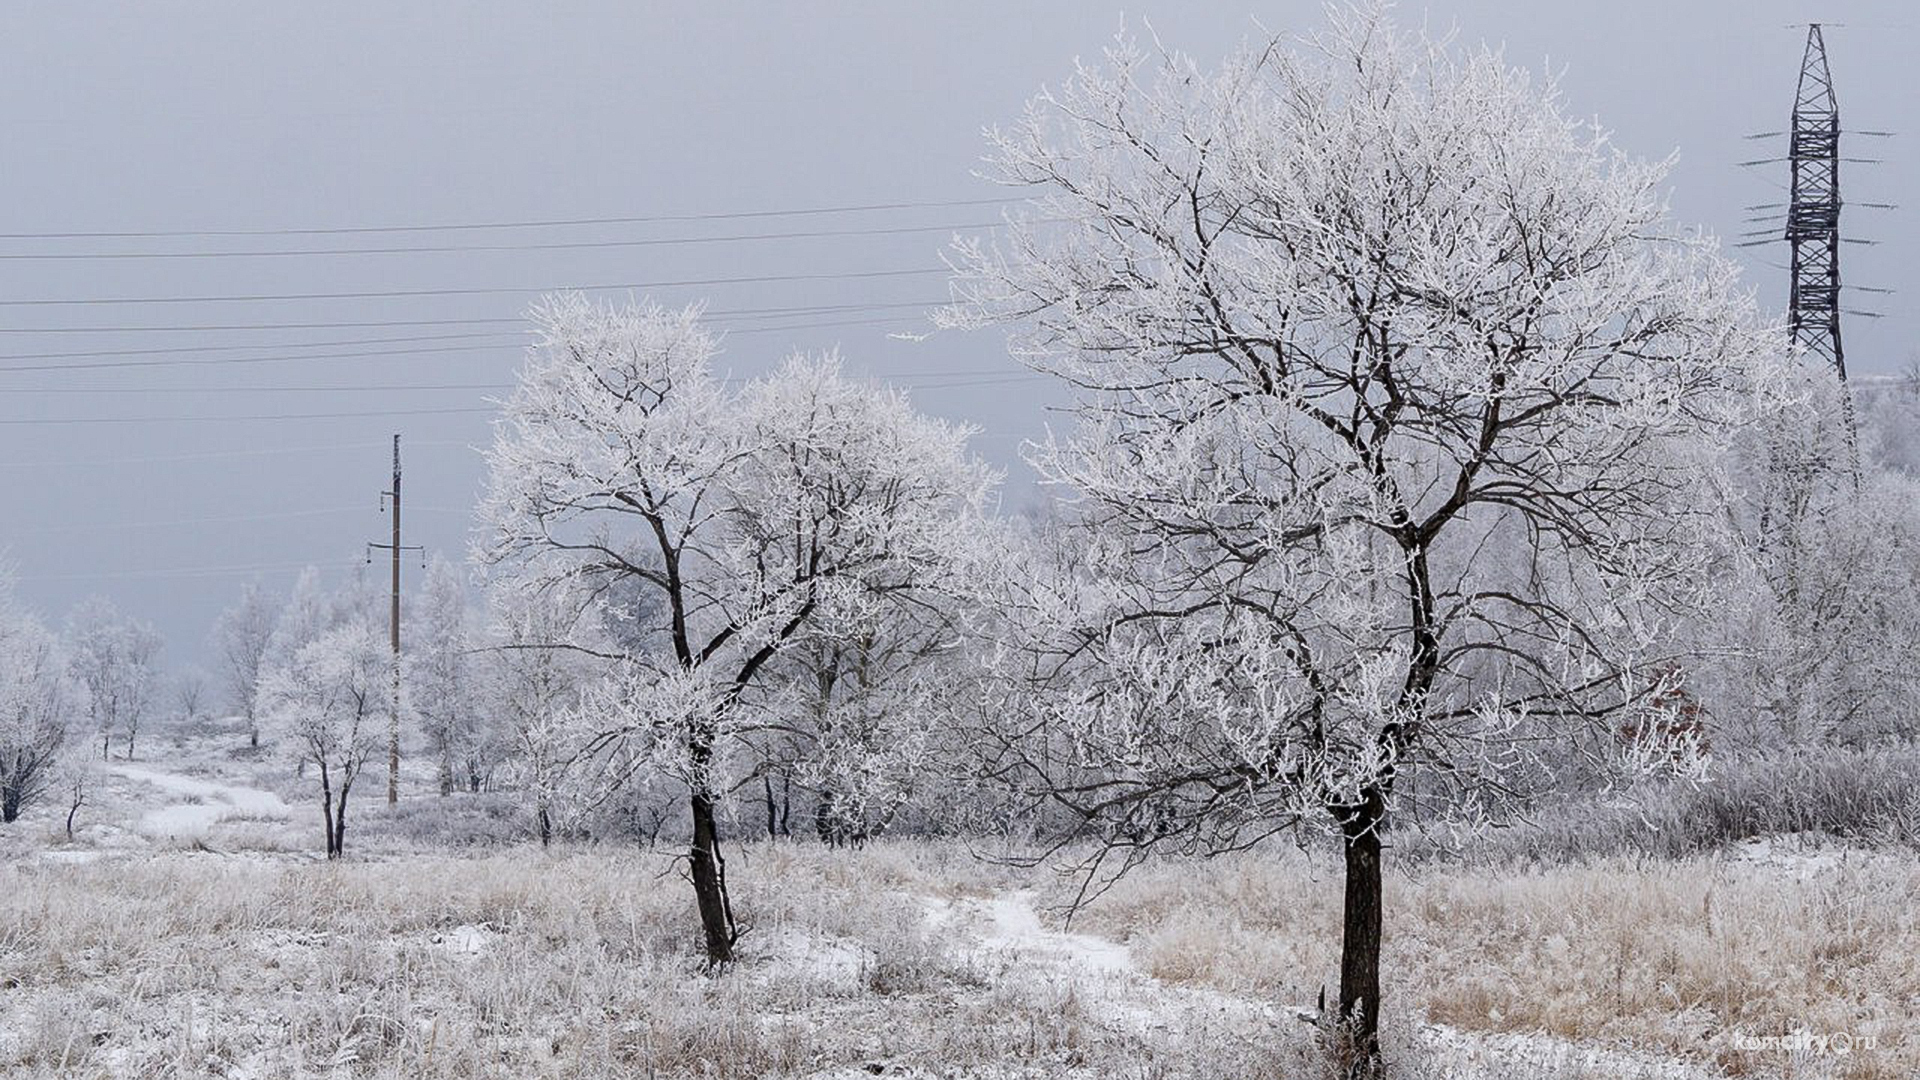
[[0, 1, 1910, 671]]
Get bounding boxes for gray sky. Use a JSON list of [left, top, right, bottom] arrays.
[[0, 1, 1910, 671]]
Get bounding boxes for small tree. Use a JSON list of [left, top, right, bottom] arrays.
[[57, 748, 95, 839], [410, 557, 478, 796], [481, 295, 994, 963], [173, 666, 210, 728], [65, 596, 163, 760], [260, 623, 387, 858], [942, 7, 1778, 1065], [0, 600, 84, 825], [777, 595, 961, 846], [483, 581, 599, 846], [212, 581, 280, 748], [265, 568, 336, 674]]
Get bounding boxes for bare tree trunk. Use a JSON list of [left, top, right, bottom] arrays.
[[1336, 791, 1387, 1075], [1, 782, 21, 824], [333, 778, 352, 857], [318, 760, 337, 859], [815, 788, 837, 846], [778, 773, 791, 838], [1324, 533, 1428, 1073], [762, 774, 779, 840], [536, 801, 552, 847], [688, 785, 737, 964]]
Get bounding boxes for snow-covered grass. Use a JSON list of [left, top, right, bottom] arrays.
[[1055, 844, 1917, 1080], [108, 762, 292, 843], [1398, 744, 1920, 867], [0, 836, 1911, 1078], [0, 844, 1305, 1079], [3, 725, 1910, 1078]]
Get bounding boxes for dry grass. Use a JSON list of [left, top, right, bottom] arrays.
[[1397, 745, 1920, 868], [0, 843, 1288, 1079], [2, 837, 1912, 1078], [1054, 845, 1918, 1080]]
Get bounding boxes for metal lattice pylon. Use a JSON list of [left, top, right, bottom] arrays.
[[1787, 24, 1845, 380]]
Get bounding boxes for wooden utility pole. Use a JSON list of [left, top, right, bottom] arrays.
[[368, 434, 420, 806]]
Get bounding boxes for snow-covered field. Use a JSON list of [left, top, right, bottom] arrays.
[[1, 729, 1913, 1079], [106, 763, 291, 845]]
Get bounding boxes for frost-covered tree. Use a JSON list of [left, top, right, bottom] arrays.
[[1705, 375, 1920, 747], [410, 556, 484, 796], [0, 595, 85, 825], [65, 596, 163, 761], [260, 622, 387, 858], [172, 666, 210, 728], [482, 295, 994, 963], [941, 8, 1780, 1061], [482, 581, 601, 846], [265, 568, 334, 674], [212, 581, 280, 747], [55, 746, 95, 839], [776, 592, 964, 846]]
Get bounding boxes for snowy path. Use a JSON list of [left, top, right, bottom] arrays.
[[108, 763, 291, 842], [923, 888, 1142, 990], [931, 891, 1715, 1078], [925, 888, 1279, 1042], [972, 889, 1137, 976]]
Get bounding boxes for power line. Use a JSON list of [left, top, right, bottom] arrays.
[[18, 559, 365, 583], [0, 438, 473, 469], [714, 315, 926, 338], [0, 405, 495, 426], [0, 341, 512, 374], [0, 195, 1015, 241], [0, 317, 522, 335], [0, 365, 1038, 396], [0, 299, 948, 334], [5, 381, 512, 395], [0, 266, 948, 307], [0, 219, 1013, 261], [0, 368, 1042, 421], [0, 330, 521, 363], [11, 505, 370, 534], [0, 313, 942, 374]]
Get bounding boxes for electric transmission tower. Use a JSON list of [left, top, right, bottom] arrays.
[[1739, 26, 1896, 372], [1738, 24, 1896, 460], [1786, 24, 1845, 380]]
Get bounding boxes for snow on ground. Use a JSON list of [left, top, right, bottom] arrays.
[[1421, 1021, 1721, 1080], [926, 888, 1285, 1046], [429, 923, 497, 956], [6, 727, 1899, 1078], [928, 889, 1729, 1079], [963, 889, 1136, 976], [108, 761, 292, 843], [1722, 831, 1897, 882], [35, 847, 103, 863]]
